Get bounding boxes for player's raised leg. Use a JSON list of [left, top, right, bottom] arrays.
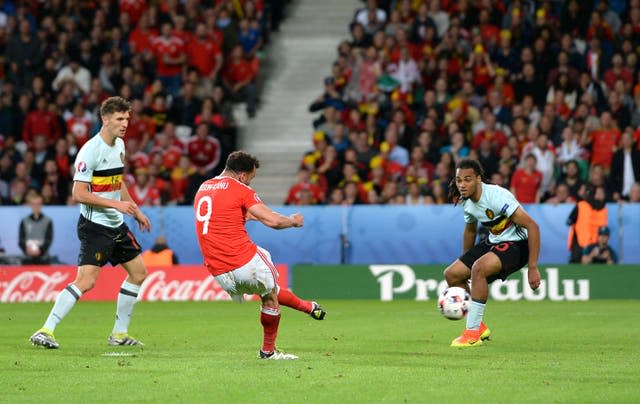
[[109, 255, 147, 346], [256, 247, 326, 320], [30, 265, 100, 349], [277, 288, 326, 320]]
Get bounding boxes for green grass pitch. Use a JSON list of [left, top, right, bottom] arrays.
[[1, 300, 638, 403]]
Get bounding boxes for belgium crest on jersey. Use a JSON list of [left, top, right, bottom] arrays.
[[485, 209, 495, 219]]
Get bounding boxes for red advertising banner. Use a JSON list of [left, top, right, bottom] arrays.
[[0, 265, 289, 303]]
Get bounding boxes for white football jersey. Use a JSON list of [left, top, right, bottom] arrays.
[[461, 183, 527, 244], [73, 134, 125, 227]]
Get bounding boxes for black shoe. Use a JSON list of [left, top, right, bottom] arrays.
[[309, 301, 326, 320]]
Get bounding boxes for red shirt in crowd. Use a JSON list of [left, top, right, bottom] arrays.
[[151, 34, 185, 76], [128, 183, 161, 206], [127, 114, 156, 144], [589, 128, 621, 168], [187, 37, 222, 77], [510, 168, 542, 204], [65, 115, 92, 148], [194, 176, 262, 274], [150, 144, 183, 171], [222, 58, 255, 85], [187, 135, 221, 172], [22, 110, 62, 146], [129, 151, 150, 169], [119, 0, 147, 25], [128, 26, 157, 55], [285, 182, 324, 205], [471, 129, 508, 153]]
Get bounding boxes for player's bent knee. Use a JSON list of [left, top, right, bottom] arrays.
[[130, 270, 148, 285], [77, 279, 96, 293], [444, 261, 470, 285], [470, 261, 489, 279]]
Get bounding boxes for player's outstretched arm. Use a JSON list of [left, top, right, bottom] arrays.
[[511, 206, 541, 290], [247, 203, 304, 229]]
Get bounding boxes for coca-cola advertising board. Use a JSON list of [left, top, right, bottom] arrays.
[[0, 265, 289, 303]]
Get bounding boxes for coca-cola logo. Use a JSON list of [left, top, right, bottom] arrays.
[[0, 271, 70, 303], [138, 270, 235, 301], [0, 265, 276, 303]]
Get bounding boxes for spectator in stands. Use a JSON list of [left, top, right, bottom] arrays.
[[22, 96, 63, 148], [285, 167, 324, 205], [510, 153, 542, 204], [41, 159, 69, 205], [5, 18, 42, 92], [187, 123, 222, 175], [238, 18, 263, 59], [52, 54, 91, 97], [343, 181, 365, 205], [142, 235, 179, 267], [567, 185, 609, 263], [556, 127, 584, 165], [583, 111, 621, 171], [559, 159, 585, 200], [381, 124, 409, 167], [151, 22, 186, 98], [546, 182, 577, 205], [186, 22, 223, 97], [169, 81, 202, 128], [19, 193, 54, 265], [581, 225, 618, 265], [309, 77, 345, 114], [528, 133, 556, 198], [128, 167, 161, 207], [610, 130, 640, 201], [222, 45, 258, 118], [65, 102, 94, 150]]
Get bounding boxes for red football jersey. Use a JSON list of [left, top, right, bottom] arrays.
[[151, 35, 185, 76], [194, 176, 262, 275]]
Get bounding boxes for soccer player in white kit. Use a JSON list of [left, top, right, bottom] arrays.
[[30, 97, 152, 349], [194, 151, 326, 360], [444, 159, 541, 347]]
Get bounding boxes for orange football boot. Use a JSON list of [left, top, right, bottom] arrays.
[[479, 322, 492, 341], [451, 329, 483, 347]]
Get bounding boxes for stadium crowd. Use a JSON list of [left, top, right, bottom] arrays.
[[288, 0, 640, 206], [0, 0, 285, 206]]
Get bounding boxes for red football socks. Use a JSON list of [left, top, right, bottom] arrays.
[[277, 288, 313, 313], [260, 305, 280, 353]]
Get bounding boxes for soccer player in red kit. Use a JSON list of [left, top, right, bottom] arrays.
[[194, 151, 326, 360]]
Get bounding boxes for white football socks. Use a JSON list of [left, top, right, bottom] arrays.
[[112, 281, 140, 334], [466, 300, 486, 331], [43, 284, 82, 332]]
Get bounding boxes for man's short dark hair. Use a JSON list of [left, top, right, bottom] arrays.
[[100, 96, 131, 118], [225, 151, 260, 173]]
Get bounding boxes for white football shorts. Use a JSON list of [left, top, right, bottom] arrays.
[[214, 246, 279, 302]]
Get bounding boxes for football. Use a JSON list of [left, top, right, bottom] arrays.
[[438, 287, 470, 320]]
